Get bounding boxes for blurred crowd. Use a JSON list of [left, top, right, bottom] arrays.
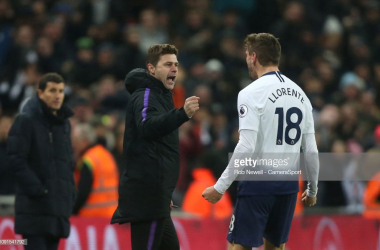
[[1, 0, 380, 212]]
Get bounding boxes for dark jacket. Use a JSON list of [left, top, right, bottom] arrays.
[[7, 94, 76, 238], [0, 141, 15, 195], [111, 69, 189, 223]]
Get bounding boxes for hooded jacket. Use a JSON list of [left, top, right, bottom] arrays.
[[7, 94, 76, 238], [111, 69, 189, 223]]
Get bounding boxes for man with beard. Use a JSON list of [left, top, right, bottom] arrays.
[[111, 44, 199, 250], [202, 33, 320, 250]]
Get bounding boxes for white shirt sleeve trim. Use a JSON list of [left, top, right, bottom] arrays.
[[214, 130, 257, 194], [301, 133, 319, 198]]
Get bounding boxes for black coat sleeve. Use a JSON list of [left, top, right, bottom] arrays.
[[67, 123, 77, 205], [0, 148, 10, 175], [7, 115, 47, 197], [132, 92, 190, 139], [72, 161, 93, 215]]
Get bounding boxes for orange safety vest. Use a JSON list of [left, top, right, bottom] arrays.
[[363, 172, 380, 219], [75, 145, 119, 217], [182, 168, 233, 219], [294, 180, 304, 217]]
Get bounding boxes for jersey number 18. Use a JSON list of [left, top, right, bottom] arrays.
[[275, 107, 303, 145]]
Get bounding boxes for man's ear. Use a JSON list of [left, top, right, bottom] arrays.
[[252, 52, 257, 65], [37, 89, 43, 98], [147, 63, 155, 75]]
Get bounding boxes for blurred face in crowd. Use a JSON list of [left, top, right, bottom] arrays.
[[140, 9, 156, 30], [186, 10, 203, 30], [98, 49, 114, 67], [221, 37, 238, 57], [246, 50, 258, 80], [0, 116, 12, 142], [148, 54, 178, 90], [224, 11, 238, 28], [44, 22, 63, 42], [284, 2, 304, 23], [37, 37, 53, 57], [194, 85, 211, 106], [38, 82, 65, 112], [25, 64, 40, 86], [124, 26, 140, 46], [32, 1, 45, 16], [17, 25, 34, 47], [78, 49, 94, 63], [343, 85, 359, 100], [71, 126, 88, 156]]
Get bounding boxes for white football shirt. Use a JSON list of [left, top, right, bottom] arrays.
[[214, 71, 319, 196], [238, 71, 314, 155]]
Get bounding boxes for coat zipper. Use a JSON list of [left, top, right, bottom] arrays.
[[49, 131, 53, 143]]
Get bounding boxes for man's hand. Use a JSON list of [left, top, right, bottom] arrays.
[[184, 96, 200, 118], [202, 186, 223, 204], [302, 190, 317, 207], [170, 200, 173, 211]]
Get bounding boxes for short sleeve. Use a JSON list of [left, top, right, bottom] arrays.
[[303, 100, 315, 134], [238, 90, 260, 132]]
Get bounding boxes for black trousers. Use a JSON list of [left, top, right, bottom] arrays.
[[130, 216, 179, 250], [22, 235, 60, 250]]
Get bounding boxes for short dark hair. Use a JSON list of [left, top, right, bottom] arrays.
[[146, 44, 178, 67], [244, 33, 281, 66], [38, 73, 64, 91]]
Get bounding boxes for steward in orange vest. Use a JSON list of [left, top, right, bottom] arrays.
[[72, 125, 119, 217], [362, 126, 380, 219], [182, 168, 233, 219], [74, 145, 119, 218], [363, 172, 380, 219], [294, 180, 304, 217]]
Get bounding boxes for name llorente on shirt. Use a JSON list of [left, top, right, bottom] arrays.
[[268, 87, 304, 104]]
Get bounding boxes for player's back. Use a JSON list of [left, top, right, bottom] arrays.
[[237, 71, 314, 195]]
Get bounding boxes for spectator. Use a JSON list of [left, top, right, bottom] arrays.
[[182, 166, 233, 219], [72, 123, 119, 217], [43, 20, 73, 65], [115, 25, 145, 75], [137, 8, 169, 54], [177, 121, 204, 193], [0, 115, 15, 196], [36, 37, 61, 73], [0, 63, 40, 114], [69, 97, 94, 123], [363, 125, 380, 219], [0, 0, 14, 74], [96, 43, 124, 80], [68, 37, 98, 88], [216, 9, 248, 40], [3, 25, 37, 78]]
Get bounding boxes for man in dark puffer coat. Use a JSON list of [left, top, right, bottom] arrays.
[[7, 73, 76, 250], [111, 44, 199, 249]]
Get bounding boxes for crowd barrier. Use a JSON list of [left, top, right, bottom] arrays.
[[0, 215, 379, 249]]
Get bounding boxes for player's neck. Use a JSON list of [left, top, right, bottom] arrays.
[[257, 66, 280, 78]]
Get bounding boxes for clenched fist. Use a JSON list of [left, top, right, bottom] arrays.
[[202, 186, 223, 204], [302, 190, 317, 207], [184, 96, 200, 118]]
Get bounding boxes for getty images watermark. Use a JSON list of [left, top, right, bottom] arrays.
[[0, 239, 27, 245], [233, 157, 302, 176], [234, 169, 302, 176], [229, 152, 380, 181], [230, 154, 303, 181]]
